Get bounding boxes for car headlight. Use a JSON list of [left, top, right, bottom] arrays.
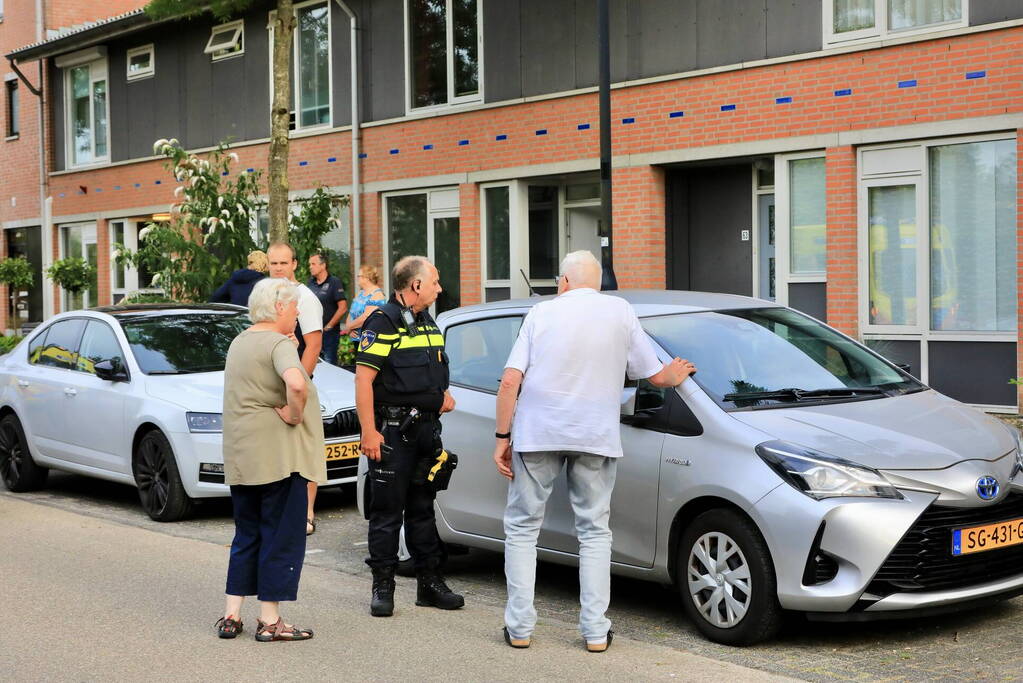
[[756, 440, 902, 500], [186, 412, 223, 433]]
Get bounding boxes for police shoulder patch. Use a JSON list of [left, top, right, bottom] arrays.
[[359, 330, 377, 351]]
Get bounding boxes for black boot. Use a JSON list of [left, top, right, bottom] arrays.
[[416, 571, 465, 610], [370, 567, 396, 617]]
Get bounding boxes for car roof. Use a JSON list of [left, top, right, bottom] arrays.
[[439, 289, 782, 322], [90, 303, 247, 319]]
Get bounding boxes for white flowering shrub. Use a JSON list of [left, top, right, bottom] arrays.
[[116, 140, 263, 302]]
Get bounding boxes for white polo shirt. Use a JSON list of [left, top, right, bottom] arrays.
[[295, 282, 323, 335], [505, 288, 663, 458]]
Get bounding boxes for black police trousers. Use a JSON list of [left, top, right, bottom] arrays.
[[365, 414, 444, 571]]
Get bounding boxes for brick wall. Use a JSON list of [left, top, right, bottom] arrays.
[[825, 146, 858, 338], [45, 0, 147, 34], [613, 165, 666, 290], [457, 183, 481, 306]]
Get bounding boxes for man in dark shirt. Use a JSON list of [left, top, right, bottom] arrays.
[[308, 253, 348, 366]]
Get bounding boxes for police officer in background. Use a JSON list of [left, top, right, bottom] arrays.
[[355, 255, 463, 617]]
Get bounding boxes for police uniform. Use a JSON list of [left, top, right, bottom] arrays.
[[355, 295, 463, 615]]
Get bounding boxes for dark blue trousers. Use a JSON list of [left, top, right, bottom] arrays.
[[321, 327, 341, 366], [225, 473, 308, 602]]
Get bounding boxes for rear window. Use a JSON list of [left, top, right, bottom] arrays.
[[33, 319, 86, 370], [120, 313, 250, 375]]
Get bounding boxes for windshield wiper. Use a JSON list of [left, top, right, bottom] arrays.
[[723, 387, 887, 402]]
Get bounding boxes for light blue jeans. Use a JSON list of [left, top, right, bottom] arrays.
[[503, 450, 617, 643]]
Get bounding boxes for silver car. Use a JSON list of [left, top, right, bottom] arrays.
[[360, 290, 1023, 645]]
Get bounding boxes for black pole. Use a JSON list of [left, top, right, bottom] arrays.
[[598, 0, 618, 290]]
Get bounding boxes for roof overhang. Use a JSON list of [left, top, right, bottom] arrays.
[[5, 9, 165, 64]]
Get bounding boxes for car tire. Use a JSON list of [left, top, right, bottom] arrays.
[[133, 429, 193, 522], [0, 413, 48, 492], [677, 509, 782, 646]]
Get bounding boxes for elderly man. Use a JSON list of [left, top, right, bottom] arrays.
[[493, 250, 695, 652], [267, 243, 323, 536]]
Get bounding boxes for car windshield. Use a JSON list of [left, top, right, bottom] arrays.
[[119, 312, 251, 375], [641, 308, 924, 409]]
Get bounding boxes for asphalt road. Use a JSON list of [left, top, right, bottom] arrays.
[[3, 472, 1023, 682]]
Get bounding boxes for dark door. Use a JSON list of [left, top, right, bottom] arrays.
[[666, 165, 753, 295], [5, 226, 43, 325]]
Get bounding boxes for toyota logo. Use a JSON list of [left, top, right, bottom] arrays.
[[976, 476, 1000, 501]]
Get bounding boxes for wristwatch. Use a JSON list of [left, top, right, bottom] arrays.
[[495, 431, 511, 440]]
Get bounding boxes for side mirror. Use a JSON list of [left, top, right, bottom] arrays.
[[620, 386, 637, 417], [95, 358, 129, 382]]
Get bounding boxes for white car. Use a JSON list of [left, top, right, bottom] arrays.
[[0, 304, 360, 521]]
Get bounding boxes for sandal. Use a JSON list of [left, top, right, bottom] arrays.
[[255, 617, 314, 642], [215, 615, 243, 639], [306, 517, 316, 536]]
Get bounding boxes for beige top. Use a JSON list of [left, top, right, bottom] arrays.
[[222, 329, 327, 486]]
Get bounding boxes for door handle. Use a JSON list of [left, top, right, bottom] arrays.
[[63, 388, 78, 397], [17, 380, 29, 388]]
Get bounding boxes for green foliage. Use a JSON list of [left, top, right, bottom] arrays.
[[0, 257, 34, 289], [338, 336, 356, 367], [288, 187, 350, 286], [117, 139, 263, 303], [0, 335, 23, 354], [121, 292, 177, 305], [47, 258, 96, 294], [144, 0, 255, 22]]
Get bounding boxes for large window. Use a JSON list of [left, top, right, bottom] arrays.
[[859, 136, 1017, 408], [406, 0, 481, 110], [789, 158, 826, 276], [5, 79, 18, 137], [826, 0, 966, 45], [60, 224, 98, 311], [64, 60, 109, 166], [446, 316, 523, 392], [384, 188, 461, 313], [268, 2, 332, 130]]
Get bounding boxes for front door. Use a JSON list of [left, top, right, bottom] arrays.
[[666, 165, 753, 295], [565, 204, 602, 262], [60, 223, 98, 311]]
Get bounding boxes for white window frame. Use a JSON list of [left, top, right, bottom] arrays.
[[59, 223, 97, 310], [381, 187, 460, 311], [126, 44, 155, 81], [774, 151, 827, 307], [61, 55, 110, 168], [205, 19, 245, 61], [823, 0, 969, 47], [267, 1, 333, 131], [481, 180, 525, 299], [403, 0, 484, 113], [110, 220, 139, 302]]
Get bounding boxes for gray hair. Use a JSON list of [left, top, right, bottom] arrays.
[[559, 250, 601, 289], [392, 255, 431, 292], [247, 277, 300, 322]]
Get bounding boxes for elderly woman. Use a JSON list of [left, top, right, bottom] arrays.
[[341, 264, 386, 342], [216, 277, 326, 642]]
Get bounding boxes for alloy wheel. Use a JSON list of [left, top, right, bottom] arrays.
[[135, 436, 169, 516], [687, 531, 752, 628], [0, 420, 22, 488]]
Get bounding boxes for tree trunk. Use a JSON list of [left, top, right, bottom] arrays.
[[269, 0, 296, 244]]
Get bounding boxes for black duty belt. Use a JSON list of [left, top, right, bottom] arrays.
[[375, 405, 440, 422]]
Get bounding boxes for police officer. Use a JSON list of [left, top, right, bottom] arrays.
[[355, 255, 463, 617]]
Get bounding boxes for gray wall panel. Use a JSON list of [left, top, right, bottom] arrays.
[[483, 0, 522, 102], [331, 0, 359, 127], [766, 0, 822, 57], [107, 49, 129, 162], [211, 56, 248, 144], [520, 0, 576, 97], [152, 32, 184, 152], [695, 0, 766, 69], [788, 282, 826, 322], [628, 0, 697, 80], [124, 76, 156, 161], [573, 0, 628, 89], [928, 341, 1017, 406], [970, 1, 1023, 25], [242, 12, 270, 141], [367, 0, 405, 121], [183, 21, 214, 150], [865, 339, 921, 379]]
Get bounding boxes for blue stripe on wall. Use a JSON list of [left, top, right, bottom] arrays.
[[775, 96, 792, 104], [966, 70, 986, 79], [720, 104, 736, 111], [496, 134, 508, 140], [834, 88, 852, 97], [669, 111, 684, 118], [577, 123, 591, 130], [898, 80, 917, 88]]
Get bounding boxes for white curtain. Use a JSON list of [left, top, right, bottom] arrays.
[[834, 0, 875, 33], [889, 0, 961, 31]]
